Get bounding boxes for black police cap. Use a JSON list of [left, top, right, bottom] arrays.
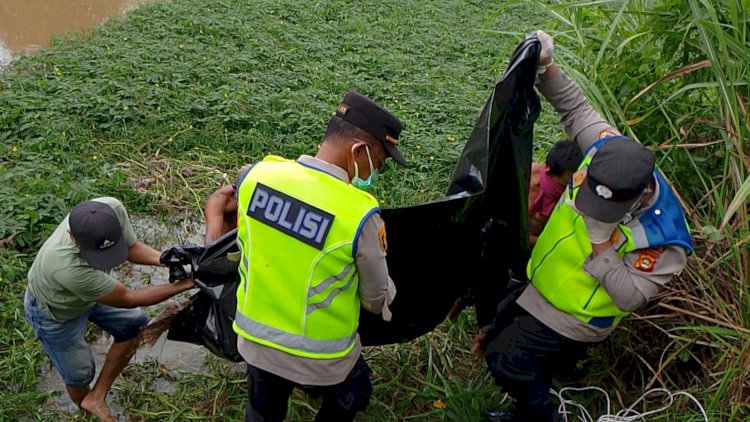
[[335, 91, 406, 165]]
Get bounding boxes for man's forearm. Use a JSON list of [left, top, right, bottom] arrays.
[[204, 207, 227, 243], [359, 276, 396, 322], [359, 278, 390, 313], [204, 185, 238, 243], [585, 247, 657, 312], [591, 241, 612, 257], [98, 279, 194, 308], [131, 279, 194, 307], [128, 241, 164, 266]]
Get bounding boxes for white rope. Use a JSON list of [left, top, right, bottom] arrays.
[[549, 386, 709, 422]]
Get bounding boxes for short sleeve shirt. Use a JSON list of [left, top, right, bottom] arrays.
[[27, 197, 137, 321]]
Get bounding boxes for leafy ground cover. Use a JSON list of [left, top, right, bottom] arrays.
[[1, 0, 747, 421]]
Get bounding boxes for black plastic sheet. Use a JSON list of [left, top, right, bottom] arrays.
[[166, 232, 243, 362], [165, 33, 541, 357], [360, 33, 540, 344]]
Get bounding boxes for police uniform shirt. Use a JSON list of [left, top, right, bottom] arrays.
[[516, 70, 688, 343], [238, 154, 396, 386]]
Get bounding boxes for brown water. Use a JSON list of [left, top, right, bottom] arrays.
[[0, 0, 154, 66]]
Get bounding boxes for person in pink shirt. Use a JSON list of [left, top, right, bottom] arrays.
[[528, 140, 582, 244]]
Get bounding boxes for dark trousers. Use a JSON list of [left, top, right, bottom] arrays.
[[244, 356, 373, 422], [485, 307, 591, 421]]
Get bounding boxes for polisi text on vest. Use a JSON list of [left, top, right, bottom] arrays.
[[247, 183, 334, 249]]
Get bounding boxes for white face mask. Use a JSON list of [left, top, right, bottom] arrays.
[[351, 145, 378, 190], [620, 184, 656, 223]]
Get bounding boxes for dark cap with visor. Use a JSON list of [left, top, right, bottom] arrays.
[[335, 91, 406, 165], [69, 200, 128, 270], [575, 138, 656, 223]]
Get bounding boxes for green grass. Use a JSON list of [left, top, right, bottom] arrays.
[[0, 0, 550, 420]]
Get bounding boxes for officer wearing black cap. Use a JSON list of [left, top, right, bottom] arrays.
[[480, 32, 694, 421], [24, 197, 196, 422], [210, 91, 403, 421], [335, 91, 406, 165]]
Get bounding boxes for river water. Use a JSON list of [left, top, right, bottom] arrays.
[[0, 0, 155, 66]]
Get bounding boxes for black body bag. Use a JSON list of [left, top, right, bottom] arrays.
[[360, 33, 540, 344], [165, 33, 542, 358], [165, 234, 243, 362]]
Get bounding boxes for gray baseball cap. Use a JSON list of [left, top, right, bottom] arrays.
[[69, 200, 128, 270], [575, 138, 655, 223]]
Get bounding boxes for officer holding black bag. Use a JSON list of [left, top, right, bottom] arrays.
[[210, 92, 404, 421], [480, 31, 694, 421]]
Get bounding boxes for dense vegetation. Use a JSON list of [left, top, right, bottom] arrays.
[[1, 0, 747, 420]]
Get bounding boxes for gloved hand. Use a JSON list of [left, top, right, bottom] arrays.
[[536, 30, 554, 75], [160, 246, 201, 282], [583, 215, 619, 244], [168, 263, 194, 283]]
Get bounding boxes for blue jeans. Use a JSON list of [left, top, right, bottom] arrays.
[[24, 289, 148, 387]]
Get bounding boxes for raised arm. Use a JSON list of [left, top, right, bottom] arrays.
[[204, 184, 238, 243], [535, 31, 620, 152]]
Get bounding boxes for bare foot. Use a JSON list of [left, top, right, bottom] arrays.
[[80, 393, 116, 422]]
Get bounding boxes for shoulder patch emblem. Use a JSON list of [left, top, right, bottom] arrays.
[[378, 223, 388, 253], [572, 167, 587, 189], [635, 247, 665, 272], [597, 129, 618, 139]]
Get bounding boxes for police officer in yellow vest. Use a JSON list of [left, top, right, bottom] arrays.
[[482, 31, 694, 422], [232, 92, 402, 422]]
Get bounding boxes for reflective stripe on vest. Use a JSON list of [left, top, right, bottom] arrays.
[[529, 136, 693, 327], [234, 311, 357, 354], [233, 156, 379, 359], [307, 264, 355, 314]]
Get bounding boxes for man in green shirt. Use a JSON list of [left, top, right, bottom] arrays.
[[24, 197, 196, 422]]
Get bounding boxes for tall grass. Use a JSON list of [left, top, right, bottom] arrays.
[[535, 0, 749, 417]]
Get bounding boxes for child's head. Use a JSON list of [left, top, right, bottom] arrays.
[[545, 140, 582, 183]]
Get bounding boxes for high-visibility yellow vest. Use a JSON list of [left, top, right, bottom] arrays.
[[233, 156, 380, 359], [529, 137, 693, 328]]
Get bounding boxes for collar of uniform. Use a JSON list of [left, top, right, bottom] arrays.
[[297, 155, 350, 183]]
